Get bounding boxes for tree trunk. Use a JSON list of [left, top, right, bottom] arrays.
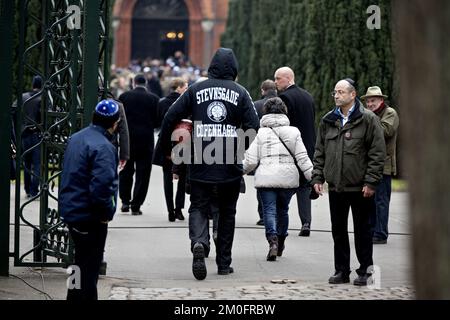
[[394, 0, 450, 299]]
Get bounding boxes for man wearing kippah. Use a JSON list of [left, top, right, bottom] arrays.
[[362, 86, 399, 245], [59, 99, 120, 300], [312, 79, 386, 286]]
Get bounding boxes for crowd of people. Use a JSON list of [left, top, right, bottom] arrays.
[[109, 51, 207, 100], [11, 48, 399, 300]]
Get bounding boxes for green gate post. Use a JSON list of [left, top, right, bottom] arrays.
[[82, 0, 101, 124], [0, 0, 15, 277]]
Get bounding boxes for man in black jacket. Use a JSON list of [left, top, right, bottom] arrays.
[[118, 74, 159, 215], [275, 67, 316, 236], [160, 48, 259, 280], [12, 76, 43, 198], [254, 79, 277, 119]]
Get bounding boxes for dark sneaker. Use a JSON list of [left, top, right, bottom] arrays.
[[175, 208, 185, 220], [354, 273, 371, 286], [256, 219, 264, 226], [168, 210, 175, 222], [372, 237, 387, 244], [131, 208, 142, 215], [298, 223, 310, 237], [121, 204, 130, 213], [328, 271, 350, 284], [192, 242, 207, 280], [218, 266, 234, 275]]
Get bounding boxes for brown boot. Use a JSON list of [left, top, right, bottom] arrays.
[[277, 235, 286, 257], [266, 235, 278, 261]]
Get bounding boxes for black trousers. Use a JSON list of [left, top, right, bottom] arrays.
[[119, 152, 152, 210], [67, 221, 108, 301], [189, 179, 241, 270], [162, 163, 186, 213], [329, 191, 374, 276]]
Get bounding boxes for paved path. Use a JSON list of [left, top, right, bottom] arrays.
[[4, 167, 413, 300]]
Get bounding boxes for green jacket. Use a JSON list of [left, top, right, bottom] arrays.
[[377, 106, 399, 176], [312, 100, 386, 192]]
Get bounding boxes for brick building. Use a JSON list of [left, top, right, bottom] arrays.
[[113, 0, 229, 68]]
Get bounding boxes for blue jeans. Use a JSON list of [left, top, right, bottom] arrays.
[[22, 132, 41, 196], [373, 175, 392, 240], [258, 188, 297, 238]]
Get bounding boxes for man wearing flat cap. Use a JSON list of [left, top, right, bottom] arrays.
[[362, 86, 399, 245]]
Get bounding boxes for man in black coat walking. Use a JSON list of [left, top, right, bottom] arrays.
[[274, 67, 316, 236], [118, 74, 159, 215]]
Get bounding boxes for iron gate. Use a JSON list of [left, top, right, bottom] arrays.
[[12, 0, 112, 268]]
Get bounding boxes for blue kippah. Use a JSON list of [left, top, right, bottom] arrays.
[[95, 99, 119, 117]]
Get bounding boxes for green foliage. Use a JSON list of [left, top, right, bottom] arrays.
[[221, 0, 396, 120], [12, 1, 43, 98]]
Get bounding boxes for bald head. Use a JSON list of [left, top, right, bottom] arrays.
[[274, 67, 295, 92]]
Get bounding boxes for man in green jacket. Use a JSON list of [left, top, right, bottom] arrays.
[[362, 86, 399, 245], [312, 79, 386, 286]]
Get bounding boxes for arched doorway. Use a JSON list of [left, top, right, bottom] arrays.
[[131, 0, 189, 61]]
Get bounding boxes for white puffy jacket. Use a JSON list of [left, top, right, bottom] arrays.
[[243, 113, 313, 189]]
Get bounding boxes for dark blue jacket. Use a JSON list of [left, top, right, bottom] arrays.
[[59, 125, 119, 223]]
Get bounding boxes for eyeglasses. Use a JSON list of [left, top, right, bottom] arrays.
[[331, 90, 348, 97]]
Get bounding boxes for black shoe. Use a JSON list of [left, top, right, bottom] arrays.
[[168, 210, 175, 222], [213, 230, 218, 246], [298, 223, 310, 237], [121, 204, 130, 213], [99, 261, 107, 276], [175, 208, 185, 220], [328, 271, 350, 284], [256, 219, 264, 226], [192, 242, 207, 280], [131, 207, 142, 215], [218, 266, 234, 275], [354, 273, 371, 286], [373, 237, 387, 244]]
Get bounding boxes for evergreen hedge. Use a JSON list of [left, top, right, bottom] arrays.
[[222, 0, 395, 120]]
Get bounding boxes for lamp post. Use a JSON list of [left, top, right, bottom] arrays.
[[111, 16, 120, 67], [201, 19, 214, 68]]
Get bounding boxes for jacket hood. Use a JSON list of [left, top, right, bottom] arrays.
[[260, 114, 290, 128], [207, 48, 238, 80]]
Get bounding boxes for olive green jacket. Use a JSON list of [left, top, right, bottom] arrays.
[[312, 100, 386, 192], [377, 106, 399, 176]]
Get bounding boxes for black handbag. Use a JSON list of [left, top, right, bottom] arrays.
[[270, 128, 319, 200]]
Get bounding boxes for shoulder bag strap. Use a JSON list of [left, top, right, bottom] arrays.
[[270, 127, 303, 177]]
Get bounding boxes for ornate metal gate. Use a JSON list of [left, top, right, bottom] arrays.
[[12, 0, 112, 268]]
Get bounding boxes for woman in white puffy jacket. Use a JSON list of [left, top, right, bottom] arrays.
[[243, 97, 313, 261]]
